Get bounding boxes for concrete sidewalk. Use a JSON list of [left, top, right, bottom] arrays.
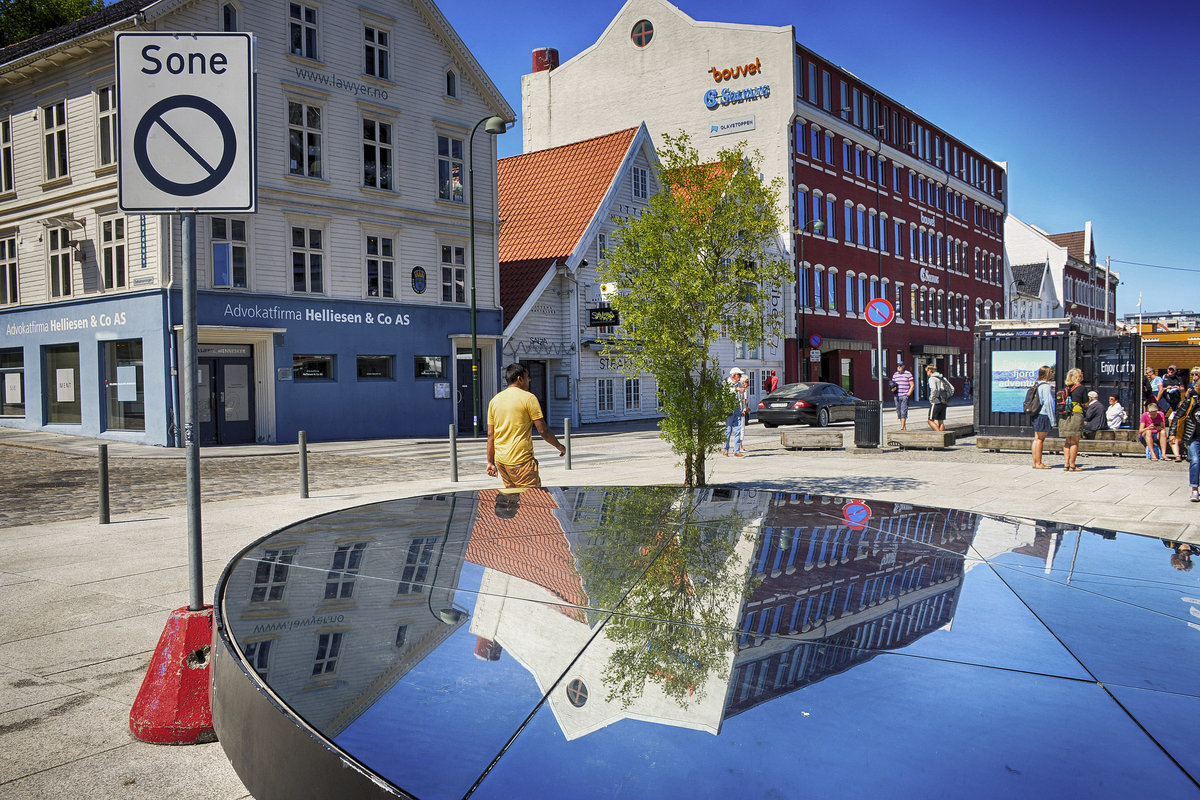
[[1, 405, 1197, 798]]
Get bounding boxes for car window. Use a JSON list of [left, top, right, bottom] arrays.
[[772, 383, 812, 398]]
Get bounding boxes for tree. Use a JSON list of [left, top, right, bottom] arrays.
[[600, 132, 790, 487], [0, 0, 103, 49]]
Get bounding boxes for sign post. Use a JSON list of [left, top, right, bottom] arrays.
[[118, 31, 255, 745], [864, 297, 895, 445]]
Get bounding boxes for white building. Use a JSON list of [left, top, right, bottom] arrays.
[[0, 0, 512, 444]]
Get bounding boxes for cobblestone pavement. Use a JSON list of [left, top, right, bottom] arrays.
[[0, 446, 485, 528]]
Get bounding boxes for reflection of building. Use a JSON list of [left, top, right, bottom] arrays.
[[221, 495, 471, 734], [726, 497, 980, 716]]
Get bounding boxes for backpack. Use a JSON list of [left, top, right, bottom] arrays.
[[931, 374, 953, 404], [1023, 383, 1043, 417], [1057, 388, 1072, 416]]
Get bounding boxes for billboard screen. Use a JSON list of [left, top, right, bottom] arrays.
[[990, 350, 1056, 414]]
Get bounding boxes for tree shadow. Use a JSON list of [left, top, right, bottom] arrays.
[[724, 475, 926, 496]]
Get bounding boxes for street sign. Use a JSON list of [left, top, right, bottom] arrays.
[[843, 500, 871, 530], [809, 350, 821, 362], [809, 334, 822, 348], [117, 32, 256, 212], [864, 297, 895, 328]]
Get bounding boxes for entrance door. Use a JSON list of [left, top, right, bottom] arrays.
[[456, 348, 480, 435], [525, 360, 548, 420], [197, 356, 256, 444]]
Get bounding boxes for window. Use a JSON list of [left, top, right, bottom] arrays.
[[96, 85, 117, 167], [798, 264, 811, 308], [844, 274, 855, 314], [824, 197, 836, 238], [103, 339, 143, 431], [221, 2, 238, 31], [813, 268, 823, 308], [398, 536, 437, 593], [325, 542, 367, 600], [311, 632, 342, 676], [823, 132, 834, 165], [42, 100, 68, 181], [598, 378, 614, 412], [1, 349, 24, 417], [44, 343, 80, 424], [631, 19, 654, 47], [357, 355, 393, 379], [807, 63, 817, 104], [244, 640, 270, 676], [894, 283, 904, 320], [796, 188, 807, 228], [100, 216, 126, 289], [363, 26, 389, 79], [414, 356, 446, 378], [48, 227, 72, 298], [843, 205, 852, 243], [631, 166, 649, 200], [441, 244, 465, 303], [293, 354, 334, 380], [212, 217, 248, 289], [289, 3, 318, 58], [794, 120, 806, 156], [437, 135, 463, 203], [362, 118, 393, 190], [827, 271, 837, 312], [365, 234, 394, 297], [445, 70, 458, 98], [291, 225, 323, 293], [598, 232, 608, 261], [251, 547, 296, 602], [856, 209, 866, 246], [0, 236, 16, 305], [625, 378, 640, 410], [0, 116, 12, 193], [288, 101, 322, 178], [395, 625, 409, 648]]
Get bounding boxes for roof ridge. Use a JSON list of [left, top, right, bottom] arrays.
[[500, 126, 640, 163]]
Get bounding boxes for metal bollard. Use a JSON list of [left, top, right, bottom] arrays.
[[98, 444, 110, 524], [564, 417, 572, 470], [449, 423, 458, 482], [298, 430, 309, 498]]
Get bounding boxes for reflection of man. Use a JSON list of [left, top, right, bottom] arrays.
[[486, 363, 565, 488]]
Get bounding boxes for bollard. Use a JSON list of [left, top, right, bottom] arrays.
[[564, 417, 572, 470], [449, 423, 458, 482], [98, 444, 110, 524], [298, 431, 309, 499]]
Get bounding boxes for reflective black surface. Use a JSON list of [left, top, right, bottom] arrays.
[[756, 382, 862, 427], [214, 488, 1200, 799]]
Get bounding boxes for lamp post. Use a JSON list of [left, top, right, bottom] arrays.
[[796, 219, 825, 382], [468, 115, 510, 438]]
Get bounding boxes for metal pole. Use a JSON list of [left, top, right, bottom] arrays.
[[877, 324, 884, 447], [449, 423, 458, 482], [97, 443, 110, 524], [182, 212, 203, 612], [298, 430, 309, 498], [469, 123, 480, 438], [564, 417, 572, 470], [798, 231, 806, 384]]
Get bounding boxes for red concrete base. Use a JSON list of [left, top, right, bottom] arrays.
[[129, 605, 217, 745]]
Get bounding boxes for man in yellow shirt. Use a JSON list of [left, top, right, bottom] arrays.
[[486, 363, 565, 487]]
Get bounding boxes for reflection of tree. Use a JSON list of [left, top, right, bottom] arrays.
[[574, 487, 758, 710]]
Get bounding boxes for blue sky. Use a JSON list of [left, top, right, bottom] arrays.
[[439, 0, 1200, 318]]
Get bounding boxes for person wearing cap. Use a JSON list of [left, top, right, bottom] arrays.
[[723, 367, 747, 457], [764, 369, 779, 394], [1082, 390, 1106, 440], [889, 362, 915, 430]]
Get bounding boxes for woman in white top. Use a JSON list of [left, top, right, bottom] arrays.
[[1105, 395, 1127, 429]]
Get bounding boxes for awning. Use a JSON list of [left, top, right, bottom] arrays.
[[908, 343, 962, 356], [817, 338, 872, 352]]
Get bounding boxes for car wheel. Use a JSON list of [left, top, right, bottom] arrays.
[[815, 407, 830, 427], [763, 422, 778, 428]]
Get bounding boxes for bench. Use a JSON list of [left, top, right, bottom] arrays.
[[887, 430, 957, 450], [780, 431, 844, 450], [976, 435, 1144, 455]]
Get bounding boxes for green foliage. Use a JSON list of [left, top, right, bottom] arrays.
[[0, 0, 103, 49], [600, 132, 790, 486]]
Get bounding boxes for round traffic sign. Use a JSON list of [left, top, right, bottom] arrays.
[[133, 95, 237, 197], [843, 500, 871, 529], [864, 297, 895, 328], [809, 334, 822, 348]]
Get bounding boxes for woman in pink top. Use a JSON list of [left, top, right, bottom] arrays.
[[1139, 401, 1167, 460]]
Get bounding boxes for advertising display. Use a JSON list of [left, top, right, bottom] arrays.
[[990, 349, 1055, 414]]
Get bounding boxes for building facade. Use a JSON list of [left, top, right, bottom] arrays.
[[521, 0, 1006, 397], [0, 0, 512, 445]]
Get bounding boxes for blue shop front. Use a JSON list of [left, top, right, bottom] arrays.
[[1, 290, 500, 446]]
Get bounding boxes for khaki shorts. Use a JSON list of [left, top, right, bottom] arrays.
[[497, 458, 541, 488]]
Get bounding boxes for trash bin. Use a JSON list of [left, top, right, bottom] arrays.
[[854, 400, 881, 448]]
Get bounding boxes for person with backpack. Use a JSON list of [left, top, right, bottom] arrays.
[[924, 364, 953, 432], [1177, 385, 1200, 502], [1029, 365, 1056, 469], [1058, 368, 1087, 471]]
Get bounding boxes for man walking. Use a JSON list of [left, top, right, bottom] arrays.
[[723, 367, 747, 457], [486, 363, 565, 488], [765, 370, 779, 394], [890, 362, 915, 430], [925, 364, 952, 432]]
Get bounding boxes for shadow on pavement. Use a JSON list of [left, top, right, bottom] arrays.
[[726, 475, 926, 495]]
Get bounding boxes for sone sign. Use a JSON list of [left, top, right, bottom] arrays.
[[117, 32, 256, 213]]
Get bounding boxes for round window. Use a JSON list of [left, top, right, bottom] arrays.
[[631, 19, 654, 48], [566, 678, 588, 707]]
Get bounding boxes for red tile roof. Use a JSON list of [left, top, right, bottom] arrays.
[[498, 127, 639, 320], [1047, 231, 1088, 262]]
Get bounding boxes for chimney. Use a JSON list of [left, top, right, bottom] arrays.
[[531, 47, 559, 73]]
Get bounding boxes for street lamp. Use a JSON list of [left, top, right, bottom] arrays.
[[469, 115, 510, 438], [796, 218, 825, 382]]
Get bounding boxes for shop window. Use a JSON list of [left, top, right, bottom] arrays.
[[293, 353, 334, 380], [440, 244, 465, 303], [357, 354, 394, 379], [0, 235, 16, 304], [631, 19, 653, 47], [96, 85, 117, 168], [363, 25, 389, 80], [288, 101, 323, 178], [365, 234, 394, 297], [437, 135, 463, 203], [42, 100, 68, 182], [101, 216, 126, 290], [104, 339, 144, 431], [414, 355, 446, 378], [362, 118, 393, 190], [1, 348, 24, 417], [44, 343, 80, 424], [212, 217, 248, 289], [289, 2, 318, 59]]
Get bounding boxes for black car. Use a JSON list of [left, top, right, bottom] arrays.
[[756, 382, 863, 427]]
